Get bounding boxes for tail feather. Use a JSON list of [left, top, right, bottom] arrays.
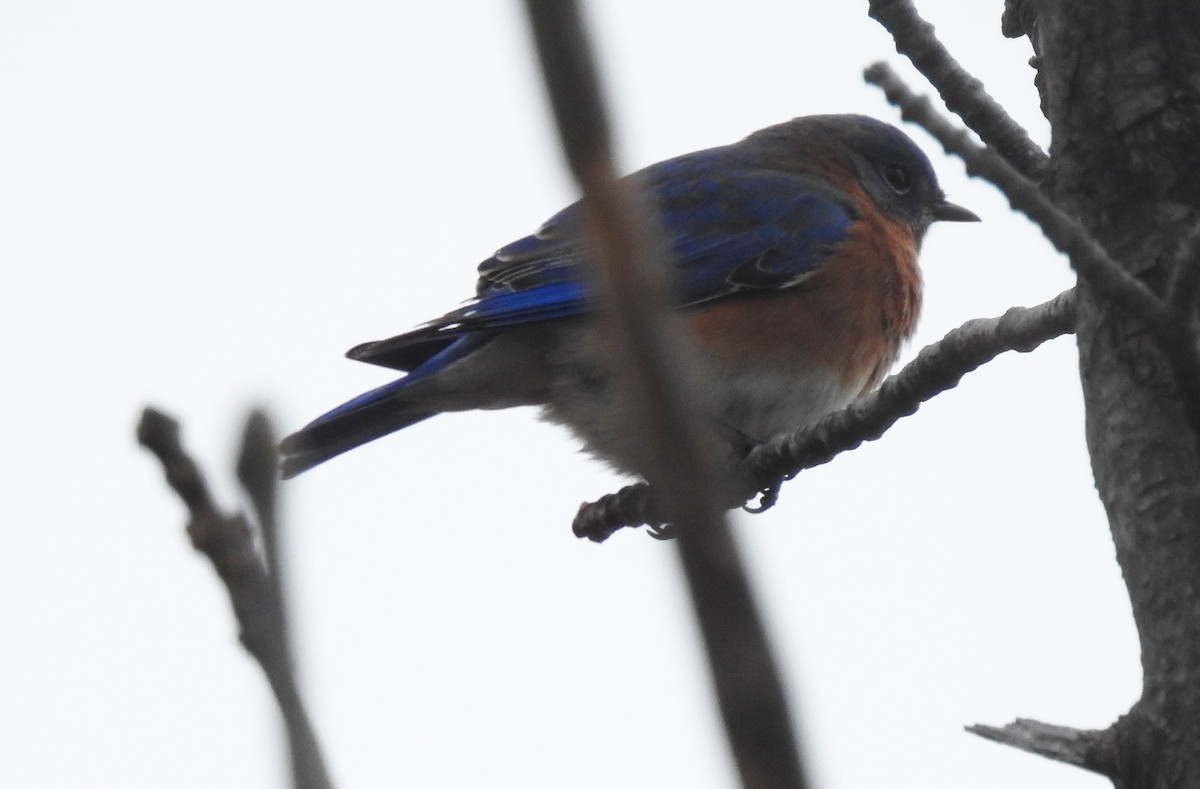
[[283, 336, 499, 477], [346, 332, 456, 372], [279, 380, 434, 478]]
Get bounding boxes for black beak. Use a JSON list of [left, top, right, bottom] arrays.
[[931, 199, 981, 223]]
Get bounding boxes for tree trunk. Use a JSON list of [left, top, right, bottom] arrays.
[[1019, 1, 1200, 783]]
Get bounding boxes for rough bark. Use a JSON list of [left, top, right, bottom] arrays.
[[1020, 2, 1200, 784]]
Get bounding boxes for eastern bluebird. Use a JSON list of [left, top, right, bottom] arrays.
[[280, 114, 977, 478]]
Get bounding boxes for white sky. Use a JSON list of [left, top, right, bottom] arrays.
[[2, 2, 1135, 787]]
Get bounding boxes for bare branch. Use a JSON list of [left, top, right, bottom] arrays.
[[238, 410, 280, 567], [138, 407, 334, 789], [522, 3, 808, 786], [575, 289, 1077, 539], [237, 409, 290, 650], [748, 288, 1077, 482], [867, 63, 1200, 457], [867, 0, 1050, 180], [966, 718, 1117, 776], [865, 63, 1172, 335], [236, 409, 326, 789], [238, 409, 285, 610], [573, 480, 657, 543]]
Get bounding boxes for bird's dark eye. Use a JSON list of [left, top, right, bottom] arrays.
[[883, 163, 912, 194]]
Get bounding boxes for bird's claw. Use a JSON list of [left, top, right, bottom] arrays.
[[743, 480, 783, 514]]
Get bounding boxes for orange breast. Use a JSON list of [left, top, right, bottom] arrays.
[[685, 200, 922, 395]]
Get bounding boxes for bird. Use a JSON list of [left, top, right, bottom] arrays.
[[280, 114, 978, 479]]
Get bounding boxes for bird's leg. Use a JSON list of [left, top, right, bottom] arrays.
[[714, 421, 785, 514]]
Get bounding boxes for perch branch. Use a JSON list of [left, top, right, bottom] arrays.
[[574, 289, 1077, 540], [746, 289, 1076, 483]]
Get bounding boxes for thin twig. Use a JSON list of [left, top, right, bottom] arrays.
[[523, 2, 808, 786], [867, 63, 1200, 455], [138, 407, 334, 789], [236, 409, 323, 789], [237, 410, 288, 650], [865, 63, 1172, 335], [573, 481, 657, 543], [966, 718, 1117, 776], [574, 289, 1077, 539], [867, 0, 1050, 180]]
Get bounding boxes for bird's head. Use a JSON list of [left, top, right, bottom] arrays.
[[833, 114, 979, 237], [752, 114, 979, 238]]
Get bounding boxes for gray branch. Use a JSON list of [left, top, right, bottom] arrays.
[[864, 62, 1170, 334], [967, 718, 1117, 776], [138, 407, 334, 789]]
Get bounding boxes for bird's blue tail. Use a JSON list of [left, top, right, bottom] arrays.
[[282, 334, 498, 478], [279, 378, 434, 478]]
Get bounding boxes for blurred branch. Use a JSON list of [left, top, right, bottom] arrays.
[[575, 288, 1077, 540], [236, 409, 318, 789], [867, 0, 1050, 180], [522, 2, 808, 786], [237, 409, 289, 651], [137, 407, 333, 789], [967, 718, 1117, 776]]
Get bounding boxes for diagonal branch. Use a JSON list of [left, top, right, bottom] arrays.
[[864, 63, 1171, 335], [138, 407, 334, 789], [574, 289, 1077, 541], [867, 62, 1200, 454], [523, 2, 809, 787], [867, 0, 1050, 180], [745, 288, 1077, 486]]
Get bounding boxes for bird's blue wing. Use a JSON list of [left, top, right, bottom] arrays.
[[652, 150, 856, 298], [351, 147, 855, 370], [475, 149, 855, 302]]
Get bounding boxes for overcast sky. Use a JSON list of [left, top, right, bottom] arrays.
[[2, 2, 1132, 787]]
